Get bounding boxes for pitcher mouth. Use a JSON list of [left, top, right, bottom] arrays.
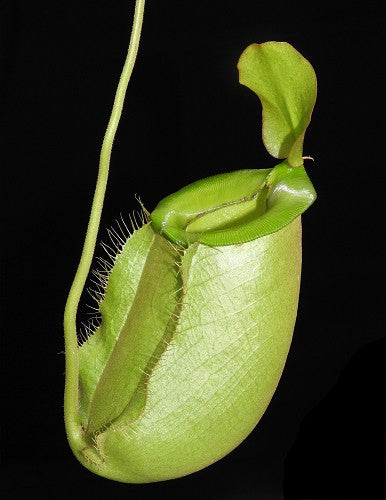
[[150, 160, 316, 247]]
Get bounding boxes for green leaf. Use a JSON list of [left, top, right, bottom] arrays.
[[67, 37, 318, 484], [77, 218, 302, 482], [238, 42, 317, 167]]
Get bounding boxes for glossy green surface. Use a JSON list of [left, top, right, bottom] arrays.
[[151, 42, 317, 246], [151, 161, 315, 246], [65, 35, 317, 483]]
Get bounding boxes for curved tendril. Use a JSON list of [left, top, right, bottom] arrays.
[[63, 0, 146, 453]]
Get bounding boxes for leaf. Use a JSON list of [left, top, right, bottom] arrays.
[[238, 42, 317, 167], [69, 40, 318, 484], [78, 218, 302, 482]]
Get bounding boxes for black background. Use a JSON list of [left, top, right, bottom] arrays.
[[1, 1, 385, 498]]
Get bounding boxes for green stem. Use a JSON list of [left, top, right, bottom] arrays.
[[63, 0, 146, 453]]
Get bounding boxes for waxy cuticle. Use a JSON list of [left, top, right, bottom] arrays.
[[64, 0, 317, 483]]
